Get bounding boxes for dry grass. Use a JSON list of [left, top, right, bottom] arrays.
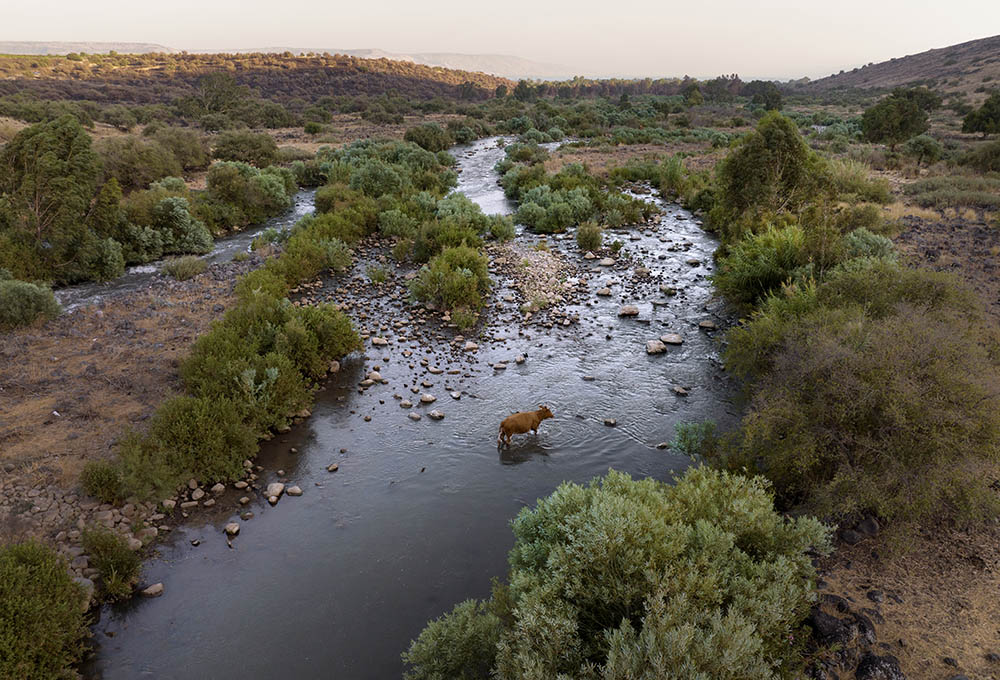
[[0, 276, 236, 487], [884, 201, 940, 221], [820, 522, 1000, 679]]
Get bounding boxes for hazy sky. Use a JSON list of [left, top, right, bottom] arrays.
[[5, 0, 999, 79]]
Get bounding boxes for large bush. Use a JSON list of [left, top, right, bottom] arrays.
[[0, 280, 61, 330], [410, 244, 490, 311], [0, 541, 89, 680], [404, 467, 830, 680], [404, 123, 454, 152], [212, 130, 279, 167], [82, 527, 141, 600], [713, 224, 807, 308], [95, 135, 182, 192]]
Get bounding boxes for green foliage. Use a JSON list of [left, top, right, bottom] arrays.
[[902, 175, 1000, 210], [161, 255, 208, 281], [902, 134, 943, 166], [403, 600, 501, 680], [81, 527, 141, 600], [150, 126, 210, 170], [410, 244, 490, 311], [962, 92, 1000, 135], [825, 158, 890, 204], [153, 197, 213, 254], [234, 267, 288, 301], [404, 123, 454, 152], [713, 224, 807, 308], [842, 228, 896, 262], [95, 135, 182, 192], [961, 139, 1000, 172], [861, 94, 928, 149], [576, 220, 603, 251], [0, 541, 89, 680], [212, 130, 279, 166], [80, 460, 125, 504], [0, 280, 61, 330], [87, 238, 126, 282], [404, 467, 831, 680], [202, 161, 295, 230], [711, 112, 822, 241], [670, 421, 720, 458]]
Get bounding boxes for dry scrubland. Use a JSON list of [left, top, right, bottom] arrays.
[[1, 45, 999, 679]]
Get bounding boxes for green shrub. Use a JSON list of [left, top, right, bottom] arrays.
[[826, 158, 890, 204], [212, 130, 279, 167], [161, 255, 208, 281], [404, 123, 454, 152], [902, 175, 1000, 210], [413, 220, 481, 262], [576, 220, 603, 251], [82, 527, 141, 601], [304, 121, 324, 135], [842, 228, 897, 262], [410, 244, 490, 311], [0, 280, 61, 330], [367, 264, 389, 283], [961, 140, 1000, 173], [87, 237, 126, 282], [234, 267, 288, 301], [0, 541, 89, 680], [404, 467, 831, 680], [487, 215, 515, 241], [903, 134, 943, 167], [151, 126, 209, 170], [713, 224, 807, 308], [95, 135, 182, 192], [80, 460, 124, 503]]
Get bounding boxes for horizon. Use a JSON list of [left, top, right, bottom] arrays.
[[4, 0, 999, 80]]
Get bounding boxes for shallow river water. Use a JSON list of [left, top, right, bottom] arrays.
[[83, 139, 739, 679]]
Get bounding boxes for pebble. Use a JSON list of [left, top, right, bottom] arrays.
[[604, 418, 617, 427], [428, 410, 445, 420], [698, 320, 718, 330], [408, 412, 422, 421], [450, 391, 461, 399], [464, 341, 478, 351], [672, 386, 689, 396], [266, 482, 285, 498], [660, 333, 683, 345], [224, 523, 240, 537], [286, 486, 303, 497], [141, 583, 164, 597], [420, 393, 437, 404], [618, 305, 640, 317], [599, 258, 615, 266], [327, 463, 339, 472], [210, 483, 225, 495], [400, 400, 413, 408]]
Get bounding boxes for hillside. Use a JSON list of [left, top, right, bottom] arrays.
[[0, 40, 174, 55], [0, 51, 514, 103], [234, 48, 573, 80], [806, 34, 1000, 101]]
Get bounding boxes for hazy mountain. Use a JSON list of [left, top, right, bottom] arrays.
[[0, 41, 174, 55], [805, 34, 1000, 99]]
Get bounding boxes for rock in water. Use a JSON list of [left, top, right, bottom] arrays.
[[420, 393, 437, 404], [286, 486, 303, 496], [266, 482, 285, 499], [428, 410, 445, 420], [142, 583, 164, 597], [224, 523, 240, 537], [646, 340, 666, 354], [618, 305, 639, 317], [660, 333, 683, 345]]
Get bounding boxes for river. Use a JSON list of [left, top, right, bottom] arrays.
[[82, 138, 738, 679]]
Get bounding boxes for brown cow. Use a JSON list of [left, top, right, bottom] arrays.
[[497, 405, 554, 448]]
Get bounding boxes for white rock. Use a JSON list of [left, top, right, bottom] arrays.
[[450, 391, 461, 400], [660, 333, 683, 345], [224, 522, 240, 537], [127, 537, 143, 551], [371, 337, 388, 346], [599, 258, 615, 266], [420, 393, 437, 404], [699, 320, 718, 330], [618, 305, 640, 317], [367, 371, 382, 382], [210, 483, 225, 495], [428, 410, 445, 420], [161, 499, 176, 511], [286, 485, 303, 496], [673, 386, 689, 396], [142, 582, 164, 597], [191, 488, 205, 501], [266, 482, 285, 498], [408, 412, 422, 421], [596, 287, 612, 296], [464, 341, 479, 351]]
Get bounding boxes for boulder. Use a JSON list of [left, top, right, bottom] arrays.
[[660, 333, 683, 345], [618, 305, 640, 317], [646, 340, 666, 354], [141, 582, 164, 597], [266, 482, 285, 499], [224, 522, 240, 537]]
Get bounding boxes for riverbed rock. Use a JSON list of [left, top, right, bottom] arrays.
[[408, 412, 422, 421], [428, 410, 445, 420], [191, 488, 205, 501], [210, 483, 225, 495], [618, 305, 640, 317], [329, 360, 340, 373], [583, 251, 596, 260], [698, 320, 718, 331], [596, 287, 612, 296], [420, 393, 437, 404], [141, 583, 164, 597], [400, 399, 413, 408], [599, 258, 615, 266], [162, 499, 176, 511], [673, 386, 689, 396], [73, 577, 94, 612], [604, 418, 617, 427], [464, 341, 479, 351], [646, 340, 667, 354], [266, 482, 285, 499], [371, 337, 388, 346], [327, 463, 339, 472], [367, 371, 382, 382], [224, 522, 240, 537], [127, 537, 143, 552], [660, 333, 683, 345], [450, 391, 461, 400], [286, 486, 303, 497]]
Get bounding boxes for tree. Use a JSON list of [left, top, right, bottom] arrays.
[[512, 80, 536, 102], [744, 80, 783, 110], [211, 130, 278, 167], [681, 83, 704, 106], [891, 86, 941, 113], [963, 92, 1000, 136], [861, 94, 928, 150], [903, 134, 943, 166], [494, 84, 508, 99]]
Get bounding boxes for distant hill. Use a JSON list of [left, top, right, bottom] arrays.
[[0, 51, 514, 104], [215, 47, 573, 80], [0, 41, 174, 55], [805, 34, 1000, 100]]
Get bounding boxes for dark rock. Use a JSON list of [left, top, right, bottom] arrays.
[[986, 652, 1000, 663], [841, 528, 864, 545], [822, 593, 851, 613], [855, 653, 905, 680], [943, 657, 958, 667], [807, 607, 851, 646], [857, 517, 880, 537], [867, 590, 884, 603], [861, 607, 885, 625]]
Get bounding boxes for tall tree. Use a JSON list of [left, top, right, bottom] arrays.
[[861, 94, 928, 150], [963, 92, 1000, 136]]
